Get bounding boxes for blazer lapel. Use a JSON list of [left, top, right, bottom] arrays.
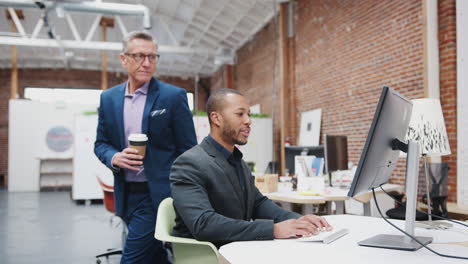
[[113, 82, 126, 149], [214, 156, 245, 206], [142, 78, 160, 134], [202, 139, 246, 212], [240, 162, 253, 219]]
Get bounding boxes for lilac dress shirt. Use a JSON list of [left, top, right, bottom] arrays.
[[123, 81, 149, 182]]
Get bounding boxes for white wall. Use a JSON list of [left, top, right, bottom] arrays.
[[457, 0, 468, 207], [8, 100, 97, 191]]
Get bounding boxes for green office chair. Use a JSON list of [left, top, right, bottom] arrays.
[[155, 198, 220, 264]]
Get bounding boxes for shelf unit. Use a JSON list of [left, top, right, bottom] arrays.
[[39, 158, 73, 190]]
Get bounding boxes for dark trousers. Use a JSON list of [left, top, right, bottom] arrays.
[[121, 192, 170, 264]]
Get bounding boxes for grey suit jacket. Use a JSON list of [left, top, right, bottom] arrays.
[[170, 137, 301, 247]]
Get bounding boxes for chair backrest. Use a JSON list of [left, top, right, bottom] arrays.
[[428, 162, 449, 197], [155, 198, 220, 264], [96, 176, 115, 213], [264, 161, 279, 174], [155, 198, 177, 241]]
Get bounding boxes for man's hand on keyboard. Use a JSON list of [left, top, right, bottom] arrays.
[[273, 219, 321, 239], [297, 215, 333, 233]]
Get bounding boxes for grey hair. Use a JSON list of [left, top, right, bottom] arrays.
[[122, 31, 158, 53]]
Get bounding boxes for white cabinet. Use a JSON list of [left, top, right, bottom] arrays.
[[72, 114, 111, 200]]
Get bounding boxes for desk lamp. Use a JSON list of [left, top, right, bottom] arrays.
[[405, 98, 451, 229]]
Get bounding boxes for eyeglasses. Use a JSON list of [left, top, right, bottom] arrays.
[[125, 53, 160, 64]]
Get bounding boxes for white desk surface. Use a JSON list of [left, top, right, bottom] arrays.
[[220, 214, 468, 264], [265, 184, 403, 204]]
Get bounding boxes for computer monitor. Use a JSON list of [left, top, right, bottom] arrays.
[[347, 86, 432, 251], [324, 135, 348, 186], [285, 145, 324, 175]]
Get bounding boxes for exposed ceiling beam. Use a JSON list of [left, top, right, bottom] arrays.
[[164, 56, 177, 74], [178, 0, 236, 77], [0, 36, 218, 55], [193, 54, 211, 75], [185, 0, 226, 48], [236, 2, 277, 51], [64, 12, 81, 41], [166, 0, 181, 19], [216, 1, 257, 49], [159, 16, 178, 45], [0, 0, 280, 78], [85, 15, 102, 41], [114, 15, 128, 36], [30, 18, 44, 38], [0, 0, 152, 29], [7, 8, 26, 37], [0, 56, 198, 77], [150, 0, 161, 12]]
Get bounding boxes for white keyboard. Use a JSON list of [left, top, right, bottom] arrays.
[[296, 228, 349, 244]]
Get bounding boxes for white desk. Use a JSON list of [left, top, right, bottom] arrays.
[[265, 187, 346, 214], [220, 215, 468, 264], [265, 184, 403, 215]]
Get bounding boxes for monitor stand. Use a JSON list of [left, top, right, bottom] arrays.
[[358, 141, 433, 251]]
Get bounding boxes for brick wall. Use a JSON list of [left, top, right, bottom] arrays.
[[295, 0, 425, 175], [210, 65, 228, 92], [439, 0, 457, 202], [227, 0, 458, 202], [0, 68, 199, 187], [234, 21, 282, 159], [0, 70, 10, 186], [156, 75, 208, 112]]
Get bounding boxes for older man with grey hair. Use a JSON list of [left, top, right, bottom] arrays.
[[95, 31, 197, 263]]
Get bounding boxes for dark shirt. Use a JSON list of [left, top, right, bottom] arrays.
[[206, 135, 246, 192]]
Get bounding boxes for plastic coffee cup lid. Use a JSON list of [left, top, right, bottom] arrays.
[[128, 133, 148, 142]]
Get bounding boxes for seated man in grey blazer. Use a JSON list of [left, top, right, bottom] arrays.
[[170, 88, 332, 248]]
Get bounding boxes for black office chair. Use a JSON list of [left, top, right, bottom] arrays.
[[265, 161, 279, 174], [421, 163, 449, 219], [385, 191, 428, 220], [386, 163, 449, 220]]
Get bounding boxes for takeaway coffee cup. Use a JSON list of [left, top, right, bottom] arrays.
[[128, 133, 148, 159]]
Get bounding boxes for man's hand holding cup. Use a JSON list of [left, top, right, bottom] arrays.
[[112, 133, 148, 171]]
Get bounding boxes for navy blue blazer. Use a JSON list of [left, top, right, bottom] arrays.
[[94, 78, 197, 218]]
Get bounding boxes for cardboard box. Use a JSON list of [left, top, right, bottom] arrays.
[[255, 174, 278, 193]]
